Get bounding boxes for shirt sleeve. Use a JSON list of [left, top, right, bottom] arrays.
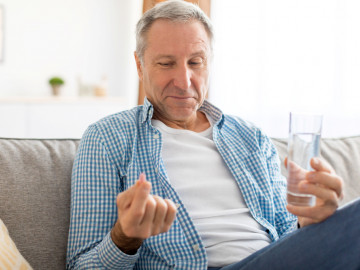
[[261, 133, 298, 237], [66, 124, 140, 269]]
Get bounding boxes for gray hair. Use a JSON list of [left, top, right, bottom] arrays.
[[135, 0, 214, 63]]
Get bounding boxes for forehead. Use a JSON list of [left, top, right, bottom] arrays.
[[145, 19, 211, 57]]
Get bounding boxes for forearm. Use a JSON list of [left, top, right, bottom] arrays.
[[264, 136, 298, 236], [67, 125, 139, 269], [68, 232, 140, 270], [274, 179, 298, 236], [111, 221, 143, 255]]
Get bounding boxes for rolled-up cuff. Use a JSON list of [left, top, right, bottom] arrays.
[[97, 232, 141, 269]]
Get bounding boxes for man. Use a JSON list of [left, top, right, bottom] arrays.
[[66, 1, 360, 269]]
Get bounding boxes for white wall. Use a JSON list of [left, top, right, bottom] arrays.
[[0, 0, 142, 107]]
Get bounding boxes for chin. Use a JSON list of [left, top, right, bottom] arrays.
[[169, 109, 197, 120]]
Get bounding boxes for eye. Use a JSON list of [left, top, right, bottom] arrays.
[[189, 57, 204, 66], [158, 62, 174, 67]]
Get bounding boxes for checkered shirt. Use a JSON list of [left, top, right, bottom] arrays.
[[66, 98, 297, 269]]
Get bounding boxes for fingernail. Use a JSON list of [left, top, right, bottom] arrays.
[[139, 173, 146, 182], [136, 173, 146, 185], [313, 157, 319, 165]]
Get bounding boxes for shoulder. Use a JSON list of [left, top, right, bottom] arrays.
[[97, 105, 142, 128], [222, 114, 273, 151], [92, 106, 144, 136], [80, 105, 146, 152], [222, 114, 263, 139]]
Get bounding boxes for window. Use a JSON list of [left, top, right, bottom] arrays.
[[210, 0, 360, 137]]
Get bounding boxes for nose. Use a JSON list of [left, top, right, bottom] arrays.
[[173, 65, 191, 90]]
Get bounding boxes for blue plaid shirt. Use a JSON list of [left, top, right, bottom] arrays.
[[66, 98, 297, 269]]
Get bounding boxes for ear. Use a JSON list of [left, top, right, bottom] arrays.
[[134, 52, 143, 80]]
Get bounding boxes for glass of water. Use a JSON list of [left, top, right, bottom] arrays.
[[287, 112, 323, 207]]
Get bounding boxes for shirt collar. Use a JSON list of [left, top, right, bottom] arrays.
[[140, 97, 225, 128], [199, 99, 224, 128], [140, 97, 154, 124]]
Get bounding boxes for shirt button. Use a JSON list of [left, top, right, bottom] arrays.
[[192, 244, 200, 251], [175, 203, 180, 209], [155, 167, 158, 173], [153, 134, 159, 139]]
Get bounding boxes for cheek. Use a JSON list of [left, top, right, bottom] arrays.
[[195, 73, 209, 94], [146, 71, 168, 90]]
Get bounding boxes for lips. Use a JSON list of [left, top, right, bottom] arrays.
[[168, 96, 193, 99]]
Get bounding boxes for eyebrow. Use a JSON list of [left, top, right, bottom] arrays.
[[190, 51, 207, 58], [153, 55, 175, 61], [153, 51, 207, 62]]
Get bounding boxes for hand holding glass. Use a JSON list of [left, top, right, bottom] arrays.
[[287, 113, 323, 207]]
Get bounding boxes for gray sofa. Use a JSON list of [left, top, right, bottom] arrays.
[[0, 136, 359, 269]]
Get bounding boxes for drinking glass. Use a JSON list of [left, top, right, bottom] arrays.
[[287, 112, 323, 207]]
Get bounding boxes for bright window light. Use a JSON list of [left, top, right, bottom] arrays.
[[210, 0, 360, 138]]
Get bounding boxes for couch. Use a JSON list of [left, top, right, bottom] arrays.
[[0, 136, 359, 269]]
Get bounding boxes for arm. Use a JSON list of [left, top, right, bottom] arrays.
[[262, 135, 298, 237], [66, 125, 176, 269], [66, 125, 139, 269]]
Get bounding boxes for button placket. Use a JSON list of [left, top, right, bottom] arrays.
[[192, 244, 200, 252]]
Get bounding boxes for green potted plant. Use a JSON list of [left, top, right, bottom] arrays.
[[49, 77, 65, 96]]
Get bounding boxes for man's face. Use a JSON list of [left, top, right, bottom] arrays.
[[135, 19, 211, 123]]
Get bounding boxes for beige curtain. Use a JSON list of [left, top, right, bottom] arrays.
[[137, 0, 211, 105]]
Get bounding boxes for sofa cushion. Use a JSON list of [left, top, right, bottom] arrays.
[[0, 218, 33, 269], [271, 136, 360, 206], [0, 138, 79, 270]]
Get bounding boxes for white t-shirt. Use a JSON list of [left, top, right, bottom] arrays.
[[152, 118, 271, 267]]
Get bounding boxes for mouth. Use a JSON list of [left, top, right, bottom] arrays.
[[168, 96, 194, 100]]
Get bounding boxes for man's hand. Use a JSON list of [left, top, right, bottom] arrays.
[[111, 173, 177, 254], [285, 157, 344, 227]]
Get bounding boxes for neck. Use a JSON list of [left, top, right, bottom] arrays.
[[153, 110, 210, 132]]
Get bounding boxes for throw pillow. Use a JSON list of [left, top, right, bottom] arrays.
[[0, 218, 33, 270]]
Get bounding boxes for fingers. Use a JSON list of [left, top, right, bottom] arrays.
[[116, 173, 177, 240], [287, 203, 336, 225], [286, 156, 343, 200], [306, 157, 343, 200], [298, 180, 339, 207], [310, 157, 334, 174], [164, 199, 177, 227], [149, 196, 168, 235], [287, 160, 307, 180], [130, 174, 152, 222], [140, 195, 177, 237], [285, 156, 334, 174], [139, 196, 157, 237], [305, 171, 343, 198], [116, 173, 149, 212]]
